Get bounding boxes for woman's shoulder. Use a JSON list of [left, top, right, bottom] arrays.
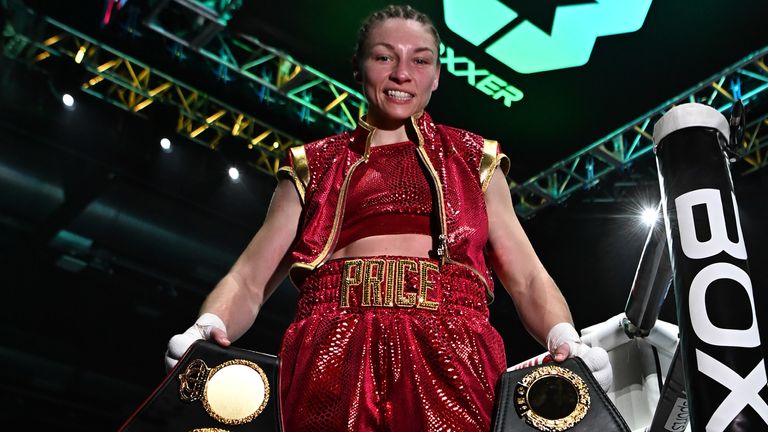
[[432, 122, 506, 182], [433, 123, 487, 155], [303, 131, 352, 152], [420, 112, 483, 146], [296, 132, 353, 166]]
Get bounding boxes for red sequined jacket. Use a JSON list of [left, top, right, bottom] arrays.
[[278, 112, 509, 301]]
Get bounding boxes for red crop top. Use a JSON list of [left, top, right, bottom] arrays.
[[336, 141, 434, 250]]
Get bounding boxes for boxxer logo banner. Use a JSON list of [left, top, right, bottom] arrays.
[[443, 0, 653, 73]]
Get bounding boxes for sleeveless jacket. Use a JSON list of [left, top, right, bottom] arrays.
[[277, 112, 509, 301]]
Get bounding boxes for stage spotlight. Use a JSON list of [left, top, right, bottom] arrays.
[[641, 207, 658, 226], [160, 137, 172, 152], [228, 167, 240, 181], [62, 93, 75, 108]]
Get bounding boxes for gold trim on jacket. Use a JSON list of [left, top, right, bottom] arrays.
[[480, 139, 511, 193], [276, 146, 309, 203]]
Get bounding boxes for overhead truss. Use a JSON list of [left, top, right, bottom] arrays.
[[22, 16, 302, 176], [510, 46, 768, 219], [7, 0, 368, 176], [740, 113, 768, 175], [143, 0, 366, 133]]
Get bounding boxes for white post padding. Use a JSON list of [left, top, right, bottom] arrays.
[[580, 313, 688, 432]]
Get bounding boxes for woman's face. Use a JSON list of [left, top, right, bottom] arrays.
[[360, 18, 440, 128]]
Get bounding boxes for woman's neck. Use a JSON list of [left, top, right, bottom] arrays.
[[365, 113, 415, 146], [370, 126, 409, 146]]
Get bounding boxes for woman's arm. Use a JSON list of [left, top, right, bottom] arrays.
[[165, 179, 302, 370], [484, 169, 572, 350], [484, 170, 613, 389], [200, 178, 302, 342]]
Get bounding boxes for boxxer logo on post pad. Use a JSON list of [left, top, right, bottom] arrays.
[[443, 0, 653, 73], [652, 102, 768, 432], [675, 188, 768, 432]]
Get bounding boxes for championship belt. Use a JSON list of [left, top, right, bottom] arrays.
[[492, 357, 628, 432], [119, 340, 281, 432]]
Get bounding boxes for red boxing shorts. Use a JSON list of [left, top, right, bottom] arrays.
[[279, 256, 507, 432]]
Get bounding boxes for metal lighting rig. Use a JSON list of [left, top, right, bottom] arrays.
[[510, 46, 768, 218]]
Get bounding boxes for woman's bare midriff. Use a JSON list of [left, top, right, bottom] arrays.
[[329, 233, 434, 260]]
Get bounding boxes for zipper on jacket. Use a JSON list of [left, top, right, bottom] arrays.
[[411, 117, 450, 265], [410, 117, 492, 299]]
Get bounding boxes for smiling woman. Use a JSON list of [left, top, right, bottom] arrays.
[[164, 4, 611, 432]]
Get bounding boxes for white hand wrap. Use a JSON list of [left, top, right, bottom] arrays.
[[546, 322, 613, 391], [164, 313, 226, 371], [547, 322, 581, 357]]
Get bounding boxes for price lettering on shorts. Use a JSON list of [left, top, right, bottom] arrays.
[[339, 259, 440, 310]]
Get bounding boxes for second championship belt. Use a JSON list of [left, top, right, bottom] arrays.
[[492, 357, 629, 432]]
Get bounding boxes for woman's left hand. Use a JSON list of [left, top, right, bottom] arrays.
[[547, 322, 613, 392]]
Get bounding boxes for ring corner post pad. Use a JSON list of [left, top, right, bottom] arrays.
[[652, 102, 768, 432], [490, 357, 630, 432], [118, 340, 282, 432]]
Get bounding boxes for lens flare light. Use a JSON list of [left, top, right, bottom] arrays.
[[641, 207, 659, 226]]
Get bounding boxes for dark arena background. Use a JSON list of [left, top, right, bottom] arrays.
[[1, 1, 767, 430]]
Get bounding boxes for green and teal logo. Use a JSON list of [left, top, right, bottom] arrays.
[[443, 0, 653, 74]]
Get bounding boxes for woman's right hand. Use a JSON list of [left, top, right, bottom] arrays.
[[164, 313, 230, 372]]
